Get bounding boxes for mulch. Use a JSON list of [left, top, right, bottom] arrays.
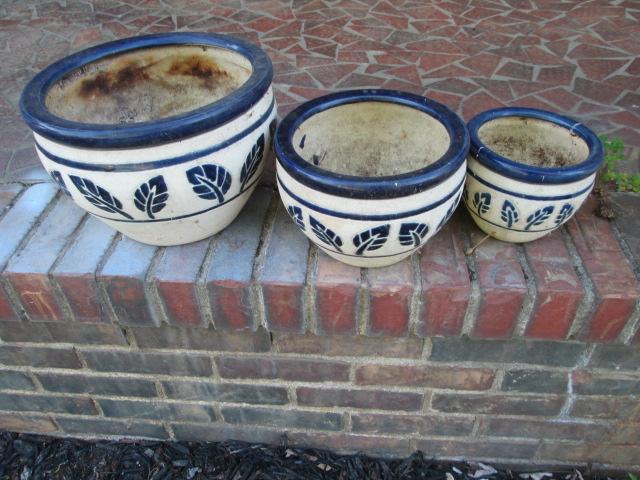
[[0, 432, 623, 480]]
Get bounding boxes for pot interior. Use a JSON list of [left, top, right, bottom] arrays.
[[45, 45, 252, 124], [291, 101, 451, 177], [477, 116, 589, 168]]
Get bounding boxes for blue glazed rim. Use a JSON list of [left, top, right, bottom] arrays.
[[468, 107, 603, 184], [274, 89, 469, 199], [19, 33, 273, 149]]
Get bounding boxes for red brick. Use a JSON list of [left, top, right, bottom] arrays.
[[0, 412, 58, 434], [355, 364, 494, 390], [306, 64, 359, 89], [470, 230, 527, 339], [570, 396, 640, 420], [288, 432, 410, 456], [460, 53, 502, 76], [0, 184, 58, 318], [206, 190, 271, 330], [52, 216, 117, 323], [524, 45, 565, 65], [98, 236, 158, 326], [296, 387, 423, 411], [415, 438, 538, 460], [566, 197, 639, 342], [432, 393, 565, 416], [523, 231, 584, 339], [351, 413, 474, 436], [367, 257, 412, 336], [537, 65, 576, 85], [423, 89, 464, 112], [419, 217, 470, 337], [5, 195, 85, 322], [496, 61, 534, 80], [259, 205, 309, 333], [171, 423, 281, 444], [314, 252, 360, 335], [537, 442, 595, 463], [627, 58, 640, 76], [578, 59, 629, 82], [419, 53, 463, 72], [216, 356, 349, 383], [275, 333, 424, 358], [479, 417, 611, 442], [461, 91, 505, 121], [571, 370, 640, 396], [154, 239, 210, 327], [574, 77, 621, 104]]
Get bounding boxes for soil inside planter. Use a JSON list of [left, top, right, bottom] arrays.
[[292, 101, 451, 177], [478, 116, 589, 168], [45, 45, 252, 124]]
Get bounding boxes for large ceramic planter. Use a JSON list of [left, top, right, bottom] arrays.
[[20, 33, 275, 246], [274, 89, 469, 268], [464, 107, 603, 243]]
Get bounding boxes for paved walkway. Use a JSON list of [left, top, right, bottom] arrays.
[[1, 0, 639, 181]]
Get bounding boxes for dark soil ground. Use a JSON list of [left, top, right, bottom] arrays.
[[0, 432, 627, 480]]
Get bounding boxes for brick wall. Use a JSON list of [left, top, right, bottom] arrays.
[[0, 182, 639, 469]]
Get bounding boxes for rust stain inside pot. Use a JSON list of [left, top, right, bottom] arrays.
[[45, 45, 252, 124]]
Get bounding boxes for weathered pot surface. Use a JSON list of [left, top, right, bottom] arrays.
[[20, 33, 275, 246], [464, 107, 603, 243], [274, 89, 469, 268]]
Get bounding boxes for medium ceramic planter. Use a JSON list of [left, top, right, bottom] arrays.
[[20, 33, 275, 246], [464, 107, 603, 243], [274, 89, 469, 268]]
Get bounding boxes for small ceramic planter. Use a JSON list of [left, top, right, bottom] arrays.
[[464, 107, 603, 243], [20, 33, 275, 246], [274, 89, 469, 268]]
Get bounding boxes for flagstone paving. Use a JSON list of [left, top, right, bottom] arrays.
[[1, 0, 638, 182]]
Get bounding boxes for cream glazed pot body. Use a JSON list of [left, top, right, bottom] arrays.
[[463, 108, 604, 243], [20, 33, 275, 246], [277, 163, 466, 267], [274, 90, 470, 268]]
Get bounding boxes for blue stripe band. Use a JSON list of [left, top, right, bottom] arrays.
[[467, 168, 594, 200], [277, 174, 464, 221], [35, 99, 275, 173], [317, 244, 416, 259]]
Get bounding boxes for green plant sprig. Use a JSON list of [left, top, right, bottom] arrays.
[[600, 135, 640, 193]]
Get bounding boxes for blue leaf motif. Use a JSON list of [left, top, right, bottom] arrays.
[[240, 134, 265, 191], [353, 224, 390, 255], [287, 205, 305, 231], [186, 164, 232, 203], [473, 192, 491, 216], [500, 200, 520, 228], [49, 170, 69, 195], [399, 222, 429, 247], [134, 175, 169, 220], [555, 203, 574, 225], [269, 118, 277, 139], [69, 175, 132, 219], [525, 206, 554, 230], [437, 191, 462, 232], [310, 216, 342, 252]]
